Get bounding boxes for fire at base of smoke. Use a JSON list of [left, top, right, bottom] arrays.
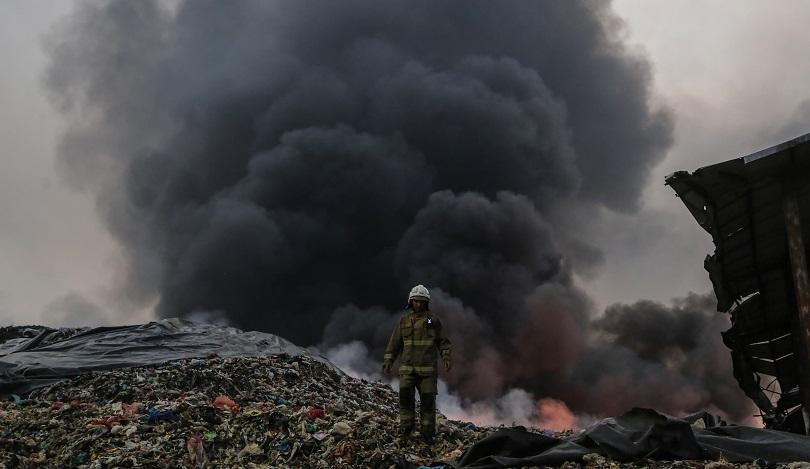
[[324, 339, 589, 431]]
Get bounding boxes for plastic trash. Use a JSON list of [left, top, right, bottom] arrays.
[[212, 394, 240, 413], [277, 439, 291, 454], [331, 420, 352, 436], [307, 406, 325, 421], [145, 409, 176, 424], [186, 431, 208, 468], [121, 402, 142, 417]]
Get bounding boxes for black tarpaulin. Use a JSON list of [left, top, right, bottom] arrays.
[[454, 408, 810, 467], [0, 318, 338, 397]]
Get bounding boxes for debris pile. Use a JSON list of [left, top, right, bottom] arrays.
[[0, 354, 489, 468], [2, 337, 810, 467]]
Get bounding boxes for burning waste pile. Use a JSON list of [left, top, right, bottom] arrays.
[[0, 320, 529, 468], [0, 319, 492, 467], [4, 321, 810, 468], [0, 354, 493, 468]]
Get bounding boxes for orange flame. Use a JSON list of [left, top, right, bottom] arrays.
[[535, 397, 576, 431]]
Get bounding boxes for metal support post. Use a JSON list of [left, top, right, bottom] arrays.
[[783, 191, 810, 434]]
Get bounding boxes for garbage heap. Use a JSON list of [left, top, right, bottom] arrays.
[[4, 335, 809, 468], [0, 354, 490, 468]]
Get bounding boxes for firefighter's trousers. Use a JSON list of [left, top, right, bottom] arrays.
[[398, 373, 437, 437]]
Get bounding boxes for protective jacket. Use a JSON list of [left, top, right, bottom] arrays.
[[383, 309, 452, 376]]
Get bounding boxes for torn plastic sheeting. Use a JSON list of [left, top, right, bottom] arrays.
[[454, 408, 810, 467], [0, 318, 340, 397], [0, 325, 90, 356]]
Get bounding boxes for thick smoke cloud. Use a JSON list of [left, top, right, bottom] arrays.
[[41, 291, 110, 327], [45, 0, 751, 423], [582, 293, 756, 422]]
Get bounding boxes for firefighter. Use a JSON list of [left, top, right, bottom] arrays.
[[382, 284, 452, 445]]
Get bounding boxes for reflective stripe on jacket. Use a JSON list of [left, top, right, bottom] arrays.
[[383, 309, 452, 377]]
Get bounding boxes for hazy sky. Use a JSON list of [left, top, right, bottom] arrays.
[[1, 1, 109, 326], [1, 0, 809, 326], [587, 0, 810, 312]]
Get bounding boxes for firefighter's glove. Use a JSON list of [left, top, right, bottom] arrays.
[[443, 357, 452, 372], [382, 363, 392, 375]]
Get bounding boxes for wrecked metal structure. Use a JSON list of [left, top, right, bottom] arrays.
[[666, 133, 810, 434]]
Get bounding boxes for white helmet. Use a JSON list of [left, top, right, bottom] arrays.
[[408, 284, 430, 302]]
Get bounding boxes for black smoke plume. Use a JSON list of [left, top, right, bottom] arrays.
[[45, 0, 752, 422], [577, 293, 755, 422]]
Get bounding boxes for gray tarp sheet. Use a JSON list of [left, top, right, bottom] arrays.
[[454, 408, 810, 467], [0, 318, 336, 396]]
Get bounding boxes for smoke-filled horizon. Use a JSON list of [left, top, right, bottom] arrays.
[[45, 0, 753, 423]]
